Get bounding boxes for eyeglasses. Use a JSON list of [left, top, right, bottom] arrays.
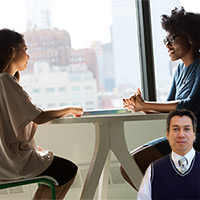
[[163, 35, 182, 45]]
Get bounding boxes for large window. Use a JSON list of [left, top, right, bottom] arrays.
[[0, 0, 141, 110], [150, 0, 181, 101]]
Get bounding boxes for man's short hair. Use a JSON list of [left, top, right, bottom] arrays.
[[166, 109, 197, 132]]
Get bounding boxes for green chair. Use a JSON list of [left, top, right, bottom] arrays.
[[0, 176, 58, 199]]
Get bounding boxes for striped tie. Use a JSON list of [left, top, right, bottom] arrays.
[[178, 156, 188, 173]]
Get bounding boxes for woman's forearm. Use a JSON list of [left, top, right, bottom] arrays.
[[141, 110, 160, 114], [141, 100, 180, 113], [33, 107, 83, 124]]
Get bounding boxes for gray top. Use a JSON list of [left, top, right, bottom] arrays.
[[0, 73, 53, 181]]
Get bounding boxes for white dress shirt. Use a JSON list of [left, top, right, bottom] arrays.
[[137, 148, 195, 200]]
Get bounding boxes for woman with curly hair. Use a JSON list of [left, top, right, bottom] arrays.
[[120, 7, 200, 190], [0, 28, 83, 199]]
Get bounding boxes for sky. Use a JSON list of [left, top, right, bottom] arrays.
[[0, 0, 112, 49], [52, 0, 112, 49], [0, 0, 199, 49], [180, 0, 200, 12]]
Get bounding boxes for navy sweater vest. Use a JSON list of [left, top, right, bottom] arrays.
[[151, 152, 200, 200]]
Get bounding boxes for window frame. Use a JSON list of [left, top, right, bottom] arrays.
[[136, 0, 157, 101]]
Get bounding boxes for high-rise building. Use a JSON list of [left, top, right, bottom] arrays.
[[21, 61, 98, 110], [24, 28, 99, 91], [26, 0, 53, 31], [69, 48, 99, 88], [102, 43, 115, 92], [24, 28, 71, 72], [111, 0, 140, 89], [91, 41, 104, 89], [91, 41, 115, 92]]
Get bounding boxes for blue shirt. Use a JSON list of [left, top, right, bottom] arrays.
[[167, 56, 200, 132]]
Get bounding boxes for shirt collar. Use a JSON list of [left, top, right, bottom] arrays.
[[171, 148, 195, 169]]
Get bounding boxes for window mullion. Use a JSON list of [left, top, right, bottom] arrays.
[[135, 0, 157, 101]]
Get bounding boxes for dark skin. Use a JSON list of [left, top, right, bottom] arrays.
[[123, 33, 200, 113], [120, 32, 200, 191]]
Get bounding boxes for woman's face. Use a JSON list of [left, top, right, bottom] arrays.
[[12, 42, 30, 72], [164, 33, 192, 62]]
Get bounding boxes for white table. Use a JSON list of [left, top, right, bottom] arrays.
[[51, 111, 167, 200]]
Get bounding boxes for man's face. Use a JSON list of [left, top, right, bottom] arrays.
[[167, 115, 196, 156]]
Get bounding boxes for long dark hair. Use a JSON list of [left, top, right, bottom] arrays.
[[0, 29, 24, 80]]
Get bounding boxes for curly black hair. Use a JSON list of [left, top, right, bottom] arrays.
[[161, 7, 200, 50]]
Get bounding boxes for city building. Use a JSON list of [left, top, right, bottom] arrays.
[[69, 48, 99, 88], [102, 42, 115, 92], [24, 28, 72, 72], [91, 41, 115, 92], [26, 0, 53, 31], [21, 62, 98, 110], [91, 41, 104, 89], [111, 0, 140, 89]]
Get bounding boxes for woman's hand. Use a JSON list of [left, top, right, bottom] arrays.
[[69, 107, 84, 117], [123, 94, 136, 111], [132, 93, 144, 112], [123, 88, 144, 112]]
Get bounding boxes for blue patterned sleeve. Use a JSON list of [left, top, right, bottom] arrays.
[[166, 75, 176, 101], [177, 66, 200, 114]]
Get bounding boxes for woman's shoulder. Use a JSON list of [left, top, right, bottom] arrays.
[[0, 73, 20, 92], [0, 73, 17, 84], [174, 62, 184, 76], [0, 72, 10, 79], [0, 73, 29, 99]]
